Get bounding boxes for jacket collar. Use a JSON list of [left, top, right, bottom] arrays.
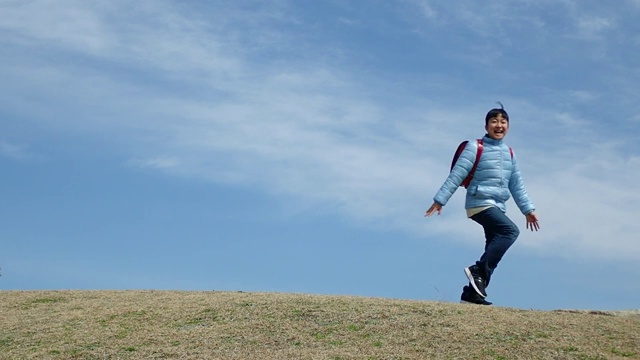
[[482, 134, 504, 145]]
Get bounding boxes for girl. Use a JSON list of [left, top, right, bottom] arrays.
[[425, 104, 539, 305]]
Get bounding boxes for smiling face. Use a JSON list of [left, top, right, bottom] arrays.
[[485, 114, 509, 140]]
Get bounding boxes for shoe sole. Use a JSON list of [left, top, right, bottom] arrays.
[[464, 267, 487, 298], [460, 300, 492, 305]]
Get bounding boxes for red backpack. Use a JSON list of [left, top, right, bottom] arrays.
[[450, 139, 513, 188]]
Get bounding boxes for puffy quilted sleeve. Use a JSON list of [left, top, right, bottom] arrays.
[[433, 141, 477, 206], [508, 153, 535, 215]]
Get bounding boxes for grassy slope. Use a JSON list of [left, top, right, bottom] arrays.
[[0, 290, 638, 359]]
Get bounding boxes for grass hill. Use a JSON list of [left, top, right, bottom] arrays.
[[1, 290, 638, 359]]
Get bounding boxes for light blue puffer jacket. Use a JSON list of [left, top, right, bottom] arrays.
[[434, 135, 535, 215]]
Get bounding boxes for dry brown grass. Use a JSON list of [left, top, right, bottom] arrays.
[[0, 290, 638, 359]]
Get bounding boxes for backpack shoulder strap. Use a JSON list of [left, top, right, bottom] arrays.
[[469, 139, 483, 174], [458, 139, 483, 188]]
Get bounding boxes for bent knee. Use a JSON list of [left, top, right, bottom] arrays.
[[509, 224, 520, 238], [500, 223, 519, 239]]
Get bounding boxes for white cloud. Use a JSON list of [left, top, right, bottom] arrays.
[[129, 157, 181, 170], [1, 1, 639, 264], [573, 15, 614, 40], [0, 140, 31, 160], [409, 0, 438, 22], [567, 90, 599, 103], [0, 1, 114, 52], [526, 161, 640, 261]]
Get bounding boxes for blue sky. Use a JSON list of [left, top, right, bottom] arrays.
[[1, 0, 639, 311]]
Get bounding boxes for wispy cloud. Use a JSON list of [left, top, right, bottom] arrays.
[[0, 140, 31, 160], [1, 1, 639, 263], [128, 157, 181, 170], [574, 15, 614, 39]]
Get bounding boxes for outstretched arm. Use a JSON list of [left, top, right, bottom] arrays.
[[434, 141, 477, 207], [508, 154, 535, 215]]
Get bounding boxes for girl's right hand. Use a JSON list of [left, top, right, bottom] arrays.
[[425, 202, 443, 217]]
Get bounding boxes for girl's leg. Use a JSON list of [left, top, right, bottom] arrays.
[[471, 207, 520, 286]]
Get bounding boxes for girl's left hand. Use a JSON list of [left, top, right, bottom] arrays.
[[526, 212, 540, 231]]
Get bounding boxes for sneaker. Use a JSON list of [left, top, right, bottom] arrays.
[[460, 285, 492, 305], [464, 265, 487, 298]]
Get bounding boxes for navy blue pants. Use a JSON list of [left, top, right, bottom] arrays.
[[470, 206, 520, 287]]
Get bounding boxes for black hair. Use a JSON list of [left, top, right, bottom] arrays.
[[485, 101, 509, 125]]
